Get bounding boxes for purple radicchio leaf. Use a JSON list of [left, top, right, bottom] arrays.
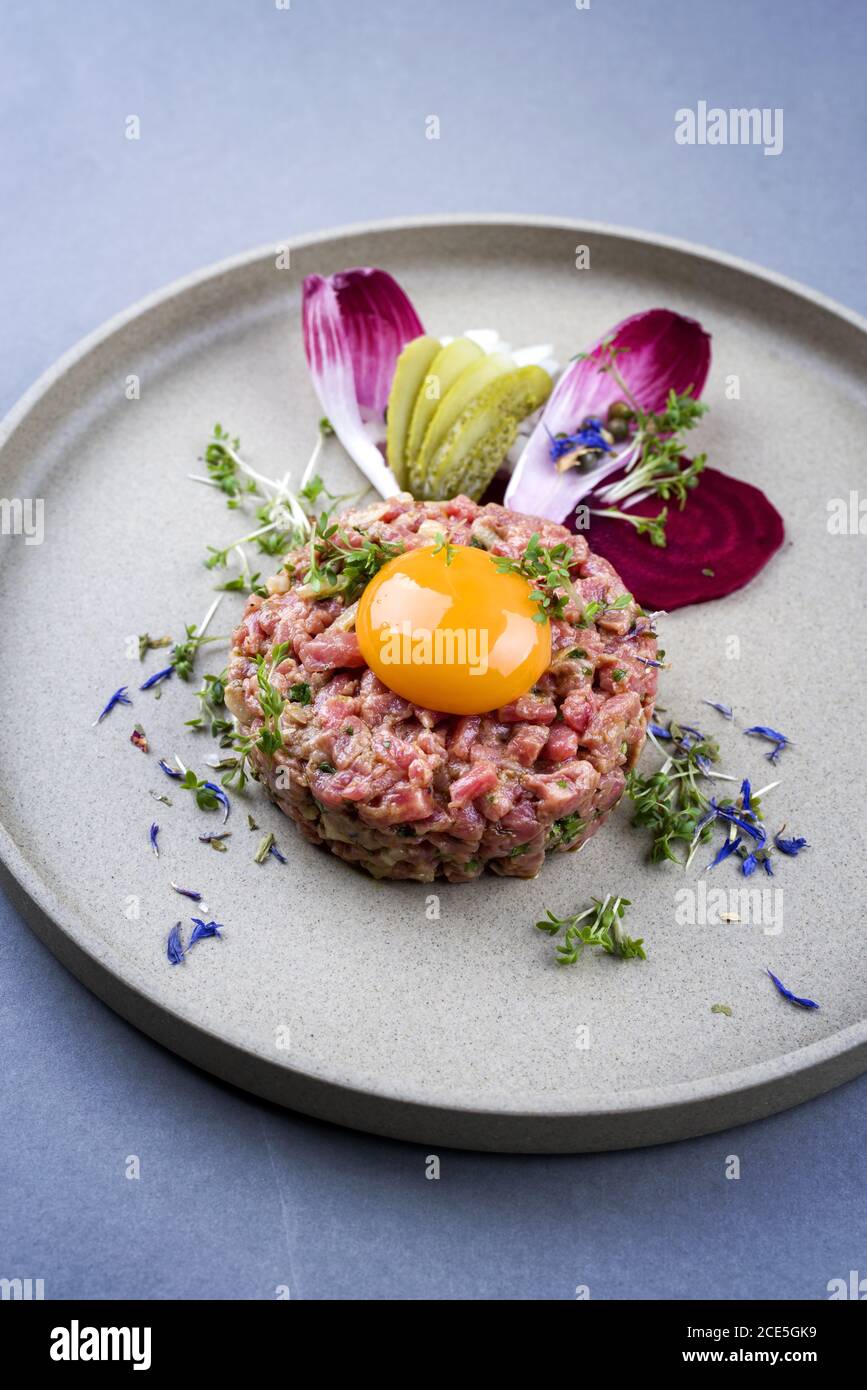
[[505, 307, 711, 521], [302, 267, 425, 496]]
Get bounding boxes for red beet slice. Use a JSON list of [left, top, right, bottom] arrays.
[[579, 467, 785, 611]]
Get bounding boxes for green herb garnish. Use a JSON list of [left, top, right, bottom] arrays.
[[301, 516, 404, 602], [536, 895, 645, 966]]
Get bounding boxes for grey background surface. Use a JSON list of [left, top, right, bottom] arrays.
[[1, 0, 864, 1300]]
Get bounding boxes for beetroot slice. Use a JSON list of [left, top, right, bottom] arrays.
[[579, 468, 785, 611]]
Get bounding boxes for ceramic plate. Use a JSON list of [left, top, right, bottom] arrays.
[[1, 216, 865, 1151]]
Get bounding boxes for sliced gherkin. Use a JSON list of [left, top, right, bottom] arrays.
[[414, 353, 514, 498], [385, 335, 441, 488], [405, 338, 484, 494], [425, 365, 552, 501]]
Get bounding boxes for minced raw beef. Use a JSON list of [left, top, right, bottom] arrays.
[[224, 494, 659, 882]]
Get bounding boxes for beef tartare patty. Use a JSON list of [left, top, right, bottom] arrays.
[[225, 495, 659, 882]]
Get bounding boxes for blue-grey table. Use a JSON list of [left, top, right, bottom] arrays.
[[1, 0, 864, 1300]]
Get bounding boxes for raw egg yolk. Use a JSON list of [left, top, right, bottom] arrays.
[[355, 544, 551, 716]]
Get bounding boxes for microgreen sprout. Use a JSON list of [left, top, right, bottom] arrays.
[[626, 720, 721, 865], [432, 532, 456, 565], [557, 341, 710, 545], [193, 423, 341, 578], [301, 518, 403, 602], [536, 894, 645, 966], [169, 593, 225, 681], [588, 506, 669, 548], [494, 533, 582, 623], [221, 642, 291, 791], [175, 763, 231, 821], [187, 670, 234, 744]]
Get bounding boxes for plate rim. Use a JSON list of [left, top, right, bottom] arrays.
[[2, 213, 865, 1141]]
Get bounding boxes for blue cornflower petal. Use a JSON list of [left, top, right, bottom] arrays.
[[546, 423, 613, 462], [740, 778, 752, 814], [745, 725, 792, 761], [158, 758, 182, 779], [171, 883, 203, 902], [648, 722, 672, 740], [714, 803, 767, 845], [703, 700, 733, 720], [269, 844, 288, 864], [676, 724, 707, 751], [203, 781, 230, 824], [766, 969, 819, 1010], [140, 666, 174, 691], [774, 834, 809, 857], [695, 804, 720, 835], [708, 836, 742, 869], [167, 922, 185, 965], [188, 917, 223, 947], [695, 754, 714, 776], [94, 685, 132, 725], [149, 822, 160, 857], [762, 856, 774, 876], [741, 852, 758, 876]]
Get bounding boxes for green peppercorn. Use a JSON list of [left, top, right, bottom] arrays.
[[607, 399, 633, 422], [607, 415, 630, 442]]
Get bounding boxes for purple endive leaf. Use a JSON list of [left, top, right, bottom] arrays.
[[505, 308, 711, 521], [302, 267, 425, 497]]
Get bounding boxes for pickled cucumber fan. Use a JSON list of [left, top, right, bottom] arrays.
[[386, 335, 552, 500], [302, 268, 553, 503]]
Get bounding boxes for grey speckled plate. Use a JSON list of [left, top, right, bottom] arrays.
[[1, 216, 866, 1152]]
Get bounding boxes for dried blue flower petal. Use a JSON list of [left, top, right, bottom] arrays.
[[547, 422, 613, 462], [714, 802, 766, 845], [745, 725, 792, 762], [761, 856, 774, 876], [140, 666, 175, 691], [93, 685, 132, 726], [774, 833, 809, 857], [703, 700, 733, 720], [708, 836, 742, 869], [635, 656, 665, 668], [766, 968, 819, 1010], [740, 778, 752, 814], [188, 917, 223, 947], [676, 724, 706, 749], [202, 781, 230, 823], [149, 822, 160, 857], [199, 832, 231, 843], [741, 851, 758, 876], [695, 754, 714, 776], [158, 758, 182, 779], [167, 922, 185, 965], [648, 722, 672, 740], [171, 882, 203, 902], [269, 843, 288, 864]]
